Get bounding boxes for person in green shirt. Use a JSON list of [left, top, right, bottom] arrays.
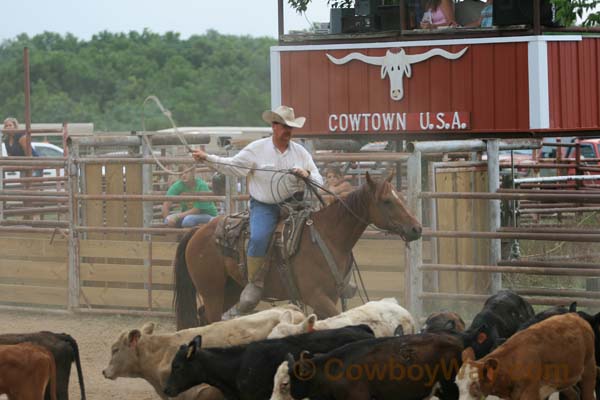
[[161, 167, 218, 228]]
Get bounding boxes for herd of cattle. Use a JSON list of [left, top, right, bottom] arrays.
[[1, 292, 599, 400]]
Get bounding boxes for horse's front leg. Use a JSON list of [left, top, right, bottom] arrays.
[[305, 289, 340, 318]]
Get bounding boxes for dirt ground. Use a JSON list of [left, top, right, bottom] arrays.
[[0, 308, 177, 400]]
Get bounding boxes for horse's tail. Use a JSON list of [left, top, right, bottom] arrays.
[[173, 228, 199, 330]]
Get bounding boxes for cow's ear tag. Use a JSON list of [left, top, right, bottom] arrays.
[[476, 332, 487, 344]]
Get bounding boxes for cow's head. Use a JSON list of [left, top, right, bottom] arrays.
[[102, 322, 155, 380], [326, 47, 468, 101], [460, 323, 501, 360], [421, 311, 466, 334], [271, 361, 293, 400], [577, 310, 600, 365], [268, 312, 317, 339], [456, 348, 497, 400], [164, 335, 204, 397]]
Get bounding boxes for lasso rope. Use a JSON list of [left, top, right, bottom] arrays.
[[142, 95, 196, 176]]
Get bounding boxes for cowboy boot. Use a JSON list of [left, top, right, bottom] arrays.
[[222, 256, 266, 320]]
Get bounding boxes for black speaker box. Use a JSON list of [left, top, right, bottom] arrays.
[[493, 0, 561, 27], [342, 15, 379, 33]]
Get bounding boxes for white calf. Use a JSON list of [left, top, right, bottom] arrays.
[[267, 298, 416, 339], [270, 361, 307, 400]]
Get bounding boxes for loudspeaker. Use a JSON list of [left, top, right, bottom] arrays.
[[342, 15, 379, 33], [493, 0, 560, 27], [330, 8, 355, 34]]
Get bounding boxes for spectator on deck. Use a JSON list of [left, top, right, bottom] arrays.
[[420, 0, 458, 28], [161, 166, 218, 228], [463, 0, 493, 27]]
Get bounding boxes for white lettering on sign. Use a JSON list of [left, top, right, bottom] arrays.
[[328, 111, 469, 132]]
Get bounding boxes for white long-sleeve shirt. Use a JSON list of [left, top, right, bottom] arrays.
[[205, 137, 324, 204]]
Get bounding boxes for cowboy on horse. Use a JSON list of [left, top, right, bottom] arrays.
[[192, 105, 323, 320]]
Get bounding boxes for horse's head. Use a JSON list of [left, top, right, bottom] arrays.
[[365, 172, 422, 242]]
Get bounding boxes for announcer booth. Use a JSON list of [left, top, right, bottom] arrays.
[[271, 0, 600, 317], [270, 34, 600, 139]]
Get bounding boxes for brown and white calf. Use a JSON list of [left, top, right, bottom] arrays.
[[102, 305, 304, 400], [456, 313, 597, 400], [0, 342, 57, 400], [267, 298, 416, 339]]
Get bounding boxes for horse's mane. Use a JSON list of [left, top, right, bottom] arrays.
[[319, 182, 371, 223]]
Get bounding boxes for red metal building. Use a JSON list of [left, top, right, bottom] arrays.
[[271, 33, 600, 139]]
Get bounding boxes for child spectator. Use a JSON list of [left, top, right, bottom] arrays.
[[323, 166, 353, 196]]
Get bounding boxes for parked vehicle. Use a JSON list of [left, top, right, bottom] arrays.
[[1, 141, 65, 179], [564, 138, 600, 183], [499, 149, 535, 177]]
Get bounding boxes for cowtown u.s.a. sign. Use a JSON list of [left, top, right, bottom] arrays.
[[326, 47, 470, 133]]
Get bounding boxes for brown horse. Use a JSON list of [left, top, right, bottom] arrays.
[[173, 172, 422, 329]]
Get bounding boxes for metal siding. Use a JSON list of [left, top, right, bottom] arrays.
[[308, 51, 329, 134], [471, 45, 495, 130], [327, 49, 349, 121], [597, 40, 600, 128], [516, 43, 530, 129], [368, 48, 391, 118], [429, 46, 453, 112], [279, 42, 531, 134], [557, 43, 578, 128], [406, 46, 432, 114], [548, 42, 561, 128], [493, 43, 518, 129], [288, 52, 311, 132], [547, 38, 600, 130], [578, 39, 599, 127], [451, 44, 473, 115], [280, 52, 292, 108], [347, 53, 369, 116]]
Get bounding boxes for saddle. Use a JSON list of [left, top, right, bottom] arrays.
[[214, 207, 311, 278], [214, 205, 357, 306]]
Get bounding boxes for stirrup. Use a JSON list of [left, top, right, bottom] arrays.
[[341, 283, 357, 299]]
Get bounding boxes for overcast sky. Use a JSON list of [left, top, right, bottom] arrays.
[[0, 0, 330, 41]]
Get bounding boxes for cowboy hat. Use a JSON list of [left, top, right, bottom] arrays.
[[262, 105, 306, 128]]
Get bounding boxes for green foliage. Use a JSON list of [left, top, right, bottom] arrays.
[[0, 29, 276, 131], [550, 0, 599, 26], [288, 0, 353, 14]]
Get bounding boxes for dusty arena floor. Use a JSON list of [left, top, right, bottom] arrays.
[[0, 308, 176, 400]]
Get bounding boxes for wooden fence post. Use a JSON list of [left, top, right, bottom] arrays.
[[67, 141, 80, 310]]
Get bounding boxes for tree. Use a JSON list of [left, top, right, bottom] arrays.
[[0, 30, 276, 131], [287, 0, 353, 13], [551, 0, 600, 26]]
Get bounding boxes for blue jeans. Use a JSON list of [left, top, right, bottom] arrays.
[[181, 214, 213, 227], [164, 213, 213, 228], [248, 198, 279, 257]]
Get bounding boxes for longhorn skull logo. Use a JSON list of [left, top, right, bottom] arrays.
[[326, 47, 468, 101]]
